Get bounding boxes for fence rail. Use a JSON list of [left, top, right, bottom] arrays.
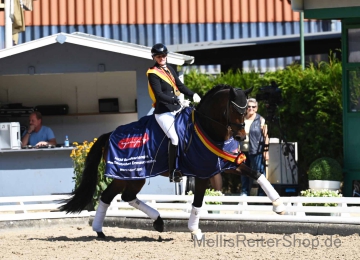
[[1, 194, 360, 223], [0, 195, 89, 221]]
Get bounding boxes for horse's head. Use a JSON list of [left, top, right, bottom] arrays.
[[196, 85, 252, 142], [227, 87, 252, 141]]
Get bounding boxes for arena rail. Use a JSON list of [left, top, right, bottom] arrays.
[[1, 194, 360, 224], [0, 195, 89, 221], [102, 195, 360, 224]]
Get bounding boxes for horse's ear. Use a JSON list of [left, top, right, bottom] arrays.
[[230, 87, 247, 106], [229, 87, 237, 100], [244, 87, 253, 97], [230, 87, 248, 114]]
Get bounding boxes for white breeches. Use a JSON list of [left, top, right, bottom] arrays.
[[155, 111, 179, 145]]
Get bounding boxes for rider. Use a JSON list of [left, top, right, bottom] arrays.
[[146, 43, 201, 182]]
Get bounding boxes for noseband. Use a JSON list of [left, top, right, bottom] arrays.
[[226, 100, 247, 131]]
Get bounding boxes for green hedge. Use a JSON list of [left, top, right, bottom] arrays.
[[308, 157, 343, 181], [184, 54, 343, 193]]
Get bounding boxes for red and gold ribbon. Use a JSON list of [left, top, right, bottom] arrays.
[[192, 111, 246, 165]]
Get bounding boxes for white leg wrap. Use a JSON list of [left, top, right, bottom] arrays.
[[257, 175, 285, 214], [188, 206, 202, 232], [191, 229, 203, 241], [129, 198, 160, 220], [92, 200, 110, 232], [257, 174, 280, 202], [272, 198, 286, 214]]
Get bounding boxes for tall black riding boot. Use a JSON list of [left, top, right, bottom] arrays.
[[168, 142, 182, 182]]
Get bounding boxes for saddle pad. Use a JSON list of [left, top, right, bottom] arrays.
[[105, 107, 240, 180]]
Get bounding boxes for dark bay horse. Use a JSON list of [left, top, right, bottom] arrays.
[[59, 84, 285, 240]]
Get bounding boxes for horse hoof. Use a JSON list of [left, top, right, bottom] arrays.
[[153, 216, 164, 232], [191, 229, 203, 241], [272, 199, 286, 215], [96, 232, 106, 239]]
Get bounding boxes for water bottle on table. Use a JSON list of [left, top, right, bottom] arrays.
[[64, 135, 70, 147]]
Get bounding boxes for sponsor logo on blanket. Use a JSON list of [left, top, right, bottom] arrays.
[[118, 133, 150, 149]]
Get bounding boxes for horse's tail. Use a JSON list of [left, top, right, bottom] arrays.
[[59, 132, 112, 213]]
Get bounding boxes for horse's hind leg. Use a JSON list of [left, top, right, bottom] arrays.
[[122, 180, 164, 232], [92, 179, 126, 238]]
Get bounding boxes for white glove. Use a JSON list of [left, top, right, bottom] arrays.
[[193, 93, 201, 103], [180, 99, 191, 107]]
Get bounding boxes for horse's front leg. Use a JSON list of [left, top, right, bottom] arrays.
[[188, 177, 208, 240], [237, 164, 285, 214]]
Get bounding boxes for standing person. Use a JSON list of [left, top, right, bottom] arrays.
[[147, 43, 201, 182], [21, 111, 57, 147], [240, 98, 269, 196]]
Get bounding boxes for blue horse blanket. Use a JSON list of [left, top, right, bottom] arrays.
[[105, 107, 242, 180]]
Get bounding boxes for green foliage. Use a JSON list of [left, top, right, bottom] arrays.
[[184, 69, 261, 96], [184, 53, 343, 192], [182, 69, 215, 96], [187, 189, 223, 205], [204, 189, 223, 205], [273, 54, 343, 177], [308, 157, 343, 181], [70, 139, 112, 210], [300, 189, 342, 206]]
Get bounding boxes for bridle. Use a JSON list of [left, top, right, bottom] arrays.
[[226, 100, 247, 131], [195, 89, 247, 133]]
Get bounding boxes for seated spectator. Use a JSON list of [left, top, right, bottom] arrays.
[[21, 111, 56, 146]]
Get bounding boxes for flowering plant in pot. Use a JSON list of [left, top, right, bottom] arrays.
[[187, 189, 223, 204], [307, 157, 343, 191], [205, 189, 223, 213], [204, 189, 224, 205], [187, 189, 223, 213], [300, 189, 342, 216], [300, 189, 342, 207]]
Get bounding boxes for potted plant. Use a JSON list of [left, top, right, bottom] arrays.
[[300, 189, 342, 216], [307, 157, 343, 191], [187, 189, 223, 213], [205, 189, 223, 214]]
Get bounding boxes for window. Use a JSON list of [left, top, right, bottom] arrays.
[[348, 70, 360, 112], [348, 28, 360, 63]]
